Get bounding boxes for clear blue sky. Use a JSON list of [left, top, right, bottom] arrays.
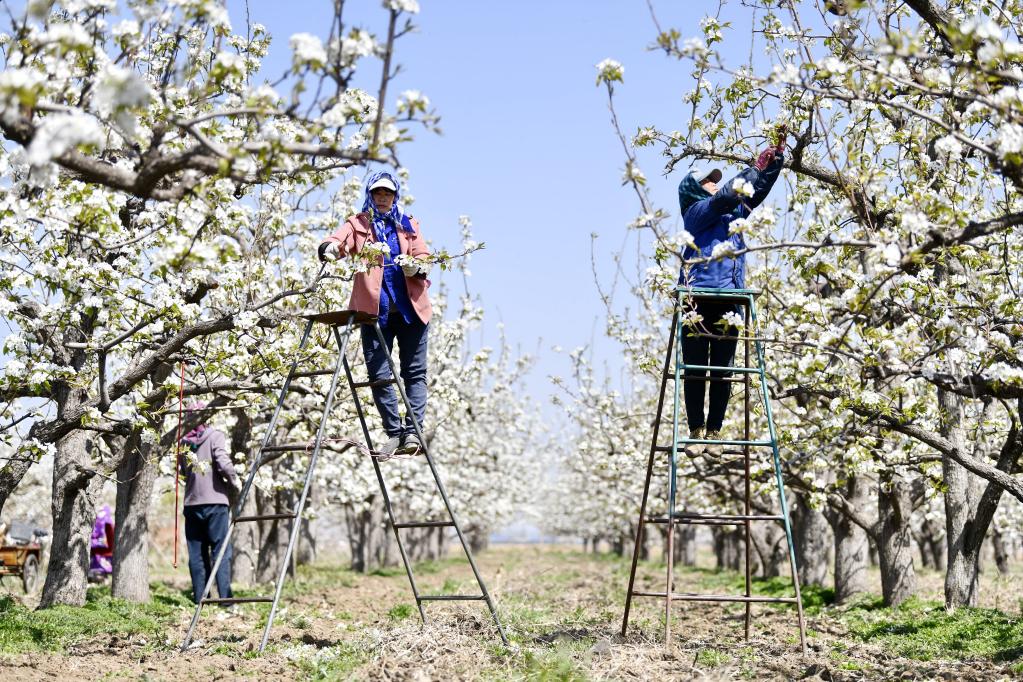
[[244, 1, 758, 403]]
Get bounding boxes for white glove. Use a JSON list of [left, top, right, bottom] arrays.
[[399, 257, 430, 278], [322, 242, 340, 262]]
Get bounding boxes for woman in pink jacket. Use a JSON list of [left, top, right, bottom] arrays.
[[319, 172, 432, 455]]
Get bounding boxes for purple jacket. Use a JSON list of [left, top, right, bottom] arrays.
[[181, 428, 241, 507]]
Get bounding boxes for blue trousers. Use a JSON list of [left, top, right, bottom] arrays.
[[184, 504, 232, 603], [361, 316, 429, 437]]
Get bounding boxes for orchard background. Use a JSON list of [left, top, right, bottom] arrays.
[[0, 0, 1021, 679]]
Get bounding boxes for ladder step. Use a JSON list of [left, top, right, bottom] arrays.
[[418, 594, 486, 601], [672, 375, 746, 383], [646, 513, 784, 525], [202, 597, 274, 604], [677, 438, 774, 446], [678, 364, 761, 374], [655, 440, 773, 452], [262, 443, 313, 453], [631, 591, 797, 604], [393, 521, 456, 529], [292, 369, 334, 378], [352, 378, 398, 389], [234, 513, 297, 523]]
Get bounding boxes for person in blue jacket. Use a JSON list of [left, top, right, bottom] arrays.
[[677, 132, 787, 441]]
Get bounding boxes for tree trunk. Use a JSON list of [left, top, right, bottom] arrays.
[[111, 428, 158, 602], [793, 494, 831, 587], [232, 491, 259, 587], [673, 526, 697, 567], [344, 500, 390, 573], [39, 421, 102, 608], [877, 469, 916, 606], [992, 527, 1010, 576], [827, 474, 870, 603], [940, 387, 985, 609], [228, 408, 257, 586]]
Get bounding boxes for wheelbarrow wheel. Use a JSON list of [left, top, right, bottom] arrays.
[[22, 555, 40, 594]]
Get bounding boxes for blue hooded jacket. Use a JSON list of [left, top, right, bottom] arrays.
[[678, 154, 784, 289]]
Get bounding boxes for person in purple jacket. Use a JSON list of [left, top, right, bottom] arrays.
[[180, 411, 241, 604]]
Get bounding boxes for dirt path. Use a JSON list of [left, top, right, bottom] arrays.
[[0, 545, 1019, 680]]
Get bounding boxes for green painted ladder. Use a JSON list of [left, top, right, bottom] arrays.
[[621, 287, 807, 653]]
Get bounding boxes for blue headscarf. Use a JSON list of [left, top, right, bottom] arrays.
[[362, 171, 416, 234]]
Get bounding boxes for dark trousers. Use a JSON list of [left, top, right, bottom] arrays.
[[361, 315, 429, 437], [184, 503, 232, 603], [681, 301, 739, 432]]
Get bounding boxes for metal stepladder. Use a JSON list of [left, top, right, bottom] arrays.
[[620, 287, 807, 653], [182, 310, 508, 652]]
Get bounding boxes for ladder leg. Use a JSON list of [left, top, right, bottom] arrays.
[[343, 323, 427, 625], [665, 519, 674, 648], [181, 318, 317, 650], [665, 308, 685, 646], [622, 307, 678, 637], [258, 318, 356, 652], [750, 297, 807, 654], [743, 302, 753, 641], [372, 322, 510, 645]]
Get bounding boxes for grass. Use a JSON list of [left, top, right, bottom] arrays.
[[842, 596, 1023, 662], [0, 581, 190, 654], [692, 567, 836, 613], [294, 640, 371, 681]]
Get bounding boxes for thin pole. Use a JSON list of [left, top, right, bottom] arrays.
[[750, 296, 807, 654], [373, 321, 509, 645], [181, 318, 316, 650], [665, 306, 685, 645], [621, 304, 679, 637], [343, 321, 428, 625], [258, 319, 354, 652], [743, 298, 752, 640], [173, 361, 185, 569]]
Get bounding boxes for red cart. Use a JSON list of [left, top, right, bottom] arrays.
[[0, 521, 47, 594]]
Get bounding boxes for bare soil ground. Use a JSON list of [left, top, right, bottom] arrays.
[[0, 545, 1020, 680]]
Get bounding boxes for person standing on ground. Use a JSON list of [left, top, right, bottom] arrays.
[[676, 130, 787, 444], [180, 411, 241, 604], [318, 171, 433, 456]]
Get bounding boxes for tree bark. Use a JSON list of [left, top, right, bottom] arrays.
[[992, 527, 1010, 576], [39, 418, 101, 608], [793, 494, 831, 587], [827, 474, 870, 603], [111, 428, 158, 602], [940, 387, 985, 609], [673, 526, 697, 567], [877, 469, 916, 606]]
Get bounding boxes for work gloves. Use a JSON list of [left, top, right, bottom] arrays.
[[319, 241, 341, 262], [398, 256, 430, 278], [754, 127, 788, 171]]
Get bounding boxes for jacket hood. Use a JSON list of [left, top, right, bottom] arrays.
[[678, 172, 712, 215], [362, 171, 415, 233]]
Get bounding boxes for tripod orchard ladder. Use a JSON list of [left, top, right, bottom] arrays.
[[181, 310, 508, 652], [620, 287, 807, 653]]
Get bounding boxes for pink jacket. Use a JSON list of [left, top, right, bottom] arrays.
[[321, 213, 433, 325]]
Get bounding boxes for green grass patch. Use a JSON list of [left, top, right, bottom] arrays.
[[0, 582, 189, 653], [387, 603, 414, 621], [693, 568, 834, 613], [842, 597, 1023, 662], [505, 646, 588, 682], [293, 640, 370, 680], [695, 647, 730, 667]]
